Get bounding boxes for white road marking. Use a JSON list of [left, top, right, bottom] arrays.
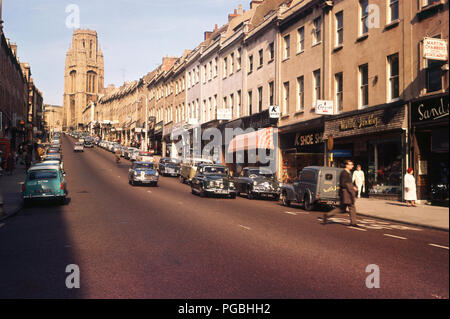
[[238, 225, 251, 231], [348, 226, 367, 232], [284, 211, 298, 216], [384, 234, 407, 240], [147, 191, 152, 193], [429, 244, 449, 250]]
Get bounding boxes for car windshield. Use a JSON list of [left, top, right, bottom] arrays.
[[248, 169, 275, 179], [29, 170, 58, 180], [203, 166, 228, 175], [75, 143, 83, 146], [134, 163, 154, 169]]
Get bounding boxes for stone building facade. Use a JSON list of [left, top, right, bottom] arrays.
[[63, 29, 104, 131]]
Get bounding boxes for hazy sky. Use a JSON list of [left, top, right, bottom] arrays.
[[3, 0, 249, 105]]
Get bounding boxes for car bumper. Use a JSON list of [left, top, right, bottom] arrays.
[[132, 176, 159, 183], [205, 188, 236, 195], [252, 189, 281, 196], [23, 193, 65, 200], [162, 169, 179, 176]]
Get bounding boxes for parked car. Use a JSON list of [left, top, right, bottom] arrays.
[[128, 162, 159, 186], [158, 158, 181, 177], [191, 164, 236, 198], [120, 146, 128, 157], [281, 166, 344, 211], [73, 142, 84, 152], [136, 151, 154, 162], [32, 161, 66, 175], [22, 165, 68, 205], [111, 143, 122, 153], [84, 140, 94, 148], [130, 149, 141, 161], [235, 167, 282, 200], [179, 158, 214, 184], [124, 147, 138, 160]]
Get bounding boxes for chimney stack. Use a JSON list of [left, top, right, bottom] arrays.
[[250, 0, 263, 9], [10, 42, 17, 57], [238, 4, 243, 15], [228, 8, 240, 22], [204, 31, 213, 41]]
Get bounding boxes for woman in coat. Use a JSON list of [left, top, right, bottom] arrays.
[[404, 167, 417, 207]]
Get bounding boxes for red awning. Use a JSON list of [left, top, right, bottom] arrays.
[[227, 127, 277, 153]]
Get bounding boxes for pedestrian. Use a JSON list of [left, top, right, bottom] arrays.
[[404, 167, 417, 207], [323, 160, 359, 226], [352, 165, 365, 198], [6, 152, 15, 176], [24, 147, 32, 172]]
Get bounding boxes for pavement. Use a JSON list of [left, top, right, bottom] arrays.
[[356, 198, 449, 232], [0, 162, 26, 222]]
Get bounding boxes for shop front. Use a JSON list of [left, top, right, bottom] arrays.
[[220, 109, 278, 175], [410, 93, 449, 205], [324, 102, 408, 200], [278, 117, 325, 183], [151, 121, 163, 156]]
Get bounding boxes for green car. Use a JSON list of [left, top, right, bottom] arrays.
[[22, 165, 68, 206]]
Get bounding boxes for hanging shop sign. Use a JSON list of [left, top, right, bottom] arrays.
[[411, 95, 449, 124], [315, 100, 334, 115], [423, 38, 448, 61], [269, 105, 281, 119]]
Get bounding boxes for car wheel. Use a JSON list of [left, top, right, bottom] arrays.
[[153, 182, 158, 187], [131, 180, 135, 186], [247, 188, 255, 200], [58, 197, 66, 205], [281, 193, 291, 207], [230, 194, 236, 199], [304, 196, 315, 211], [200, 187, 206, 198], [273, 194, 280, 201]]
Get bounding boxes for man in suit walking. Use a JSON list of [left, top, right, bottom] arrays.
[[323, 160, 359, 226]]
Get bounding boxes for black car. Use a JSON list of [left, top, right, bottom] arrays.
[[158, 158, 181, 177], [235, 167, 282, 200], [191, 164, 236, 198]]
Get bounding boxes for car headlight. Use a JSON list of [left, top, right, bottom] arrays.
[[253, 181, 258, 186], [155, 172, 159, 176], [208, 181, 215, 187], [278, 182, 283, 188], [133, 171, 138, 176], [229, 182, 234, 187]]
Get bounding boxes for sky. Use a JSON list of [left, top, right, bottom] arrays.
[[2, 0, 250, 106]]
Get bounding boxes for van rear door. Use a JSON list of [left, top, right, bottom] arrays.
[[318, 169, 341, 200]]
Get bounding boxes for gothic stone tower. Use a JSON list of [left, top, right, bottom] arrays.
[[63, 29, 104, 130]]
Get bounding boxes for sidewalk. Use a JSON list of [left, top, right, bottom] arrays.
[[0, 163, 26, 222], [356, 197, 449, 231]]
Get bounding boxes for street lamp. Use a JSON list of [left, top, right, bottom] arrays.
[[136, 94, 149, 151]]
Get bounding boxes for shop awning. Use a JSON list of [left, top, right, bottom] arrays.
[[227, 127, 277, 153]]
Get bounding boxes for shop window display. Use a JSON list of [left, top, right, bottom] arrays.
[[367, 140, 402, 195]]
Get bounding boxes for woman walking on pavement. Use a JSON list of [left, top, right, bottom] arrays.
[[323, 160, 359, 227], [404, 167, 417, 207]]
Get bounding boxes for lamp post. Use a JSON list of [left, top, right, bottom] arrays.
[[136, 94, 149, 151]]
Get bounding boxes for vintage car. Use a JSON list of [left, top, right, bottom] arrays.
[[136, 151, 154, 162], [73, 142, 84, 152], [22, 165, 68, 205], [33, 161, 65, 174], [191, 164, 236, 198], [179, 158, 214, 184], [124, 147, 138, 160], [128, 162, 159, 186], [235, 167, 282, 200], [158, 157, 181, 177], [84, 139, 94, 148], [280, 166, 344, 211]]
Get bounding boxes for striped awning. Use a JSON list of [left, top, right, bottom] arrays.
[[227, 127, 277, 153]]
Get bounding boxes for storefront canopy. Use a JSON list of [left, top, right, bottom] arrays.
[[227, 127, 277, 153]]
